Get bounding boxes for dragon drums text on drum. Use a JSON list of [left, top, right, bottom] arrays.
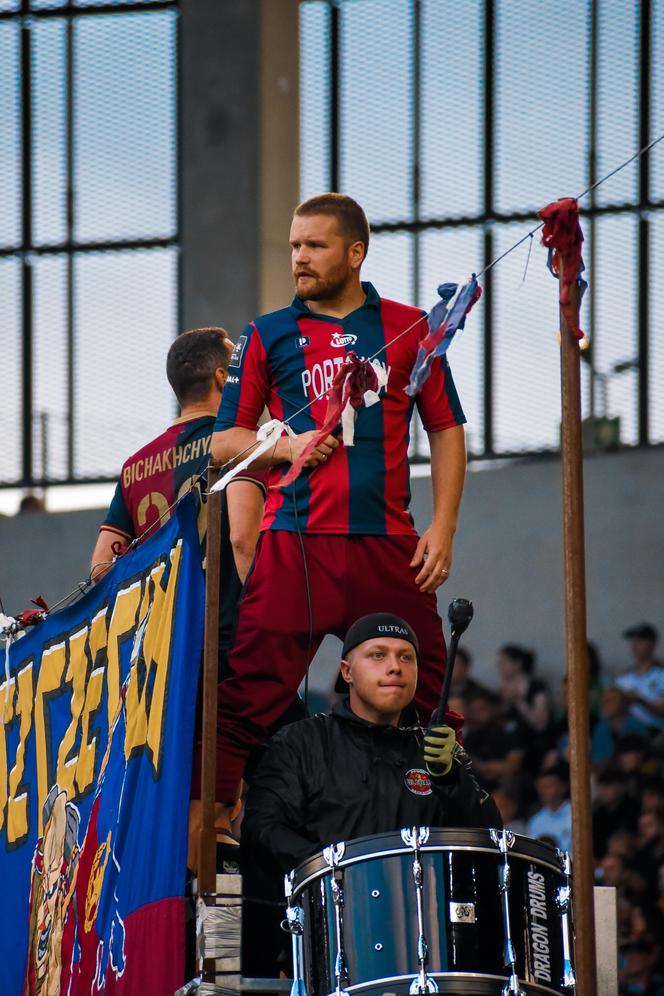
[[284, 827, 575, 996]]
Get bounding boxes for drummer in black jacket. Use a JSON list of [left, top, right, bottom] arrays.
[[242, 612, 502, 876]]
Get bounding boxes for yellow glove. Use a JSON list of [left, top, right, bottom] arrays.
[[423, 725, 456, 778]]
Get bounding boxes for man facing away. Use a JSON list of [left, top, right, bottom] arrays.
[[211, 193, 467, 836], [91, 327, 266, 627], [90, 327, 268, 866]]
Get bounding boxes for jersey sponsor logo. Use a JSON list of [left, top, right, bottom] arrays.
[[404, 768, 433, 796], [330, 331, 357, 348], [301, 357, 347, 396], [294, 336, 310, 349], [227, 374, 239, 384], [229, 335, 247, 367]]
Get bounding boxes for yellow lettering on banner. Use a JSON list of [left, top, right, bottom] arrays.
[[7, 663, 35, 845], [124, 541, 182, 774], [76, 610, 107, 796], [136, 491, 170, 529], [146, 540, 182, 771], [55, 626, 88, 800], [0, 676, 16, 833], [34, 641, 67, 835], [105, 582, 142, 737], [124, 580, 153, 759], [135, 461, 144, 483]]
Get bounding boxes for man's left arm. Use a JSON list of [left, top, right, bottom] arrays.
[[411, 424, 466, 593], [225, 477, 266, 582]]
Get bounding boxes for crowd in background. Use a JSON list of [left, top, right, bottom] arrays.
[[447, 623, 664, 996]]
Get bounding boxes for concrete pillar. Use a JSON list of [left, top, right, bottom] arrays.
[[180, 0, 299, 337]]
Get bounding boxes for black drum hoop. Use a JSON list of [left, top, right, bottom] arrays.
[[339, 973, 567, 996], [291, 829, 566, 897]]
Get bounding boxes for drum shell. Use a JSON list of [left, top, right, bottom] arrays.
[[291, 829, 572, 996]]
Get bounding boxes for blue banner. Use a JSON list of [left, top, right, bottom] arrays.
[[0, 494, 205, 995]]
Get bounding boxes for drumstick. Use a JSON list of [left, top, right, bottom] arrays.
[[433, 599, 474, 725]]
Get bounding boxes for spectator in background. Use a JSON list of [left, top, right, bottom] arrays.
[[586, 640, 605, 726], [492, 778, 529, 835], [618, 937, 664, 996], [616, 622, 664, 734], [18, 492, 46, 514], [592, 769, 637, 859], [633, 812, 664, 896], [526, 762, 572, 853], [463, 690, 524, 792], [449, 646, 492, 703], [591, 686, 649, 767], [614, 734, 657, 803], [642, 781, 664, 818], [497, 643, 555, 769]]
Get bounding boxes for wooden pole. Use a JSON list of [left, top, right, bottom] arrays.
[[559, 283, 597, 996], [199, 461, 221, 980]]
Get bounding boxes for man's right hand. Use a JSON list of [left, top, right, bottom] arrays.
[[277, 431, 339, 467]]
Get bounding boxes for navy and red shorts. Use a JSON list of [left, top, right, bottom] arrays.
[[215, 530, 447, 802]]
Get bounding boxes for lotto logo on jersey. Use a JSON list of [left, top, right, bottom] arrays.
[[330, 331, 357, 348], [404, 768, 433, 796]]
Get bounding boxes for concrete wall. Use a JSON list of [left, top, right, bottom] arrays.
[[413, 445, 664, 687], [2, 447, 662, 698], [180, 0, 299, 336]]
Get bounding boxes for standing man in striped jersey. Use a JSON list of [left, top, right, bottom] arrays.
[[212, 193, 467, 837]]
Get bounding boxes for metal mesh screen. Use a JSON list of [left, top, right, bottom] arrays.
[[299, 0, 664, 460], [0, 2, 178, 488]]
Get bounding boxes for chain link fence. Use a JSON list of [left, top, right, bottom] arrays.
[[0, 0, 178, 488], [300, 0, 664, 461]]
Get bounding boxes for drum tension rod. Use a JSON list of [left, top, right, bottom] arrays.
[[555, 850, 577, 992], [491, 829, 525, 996], [324, 842, 350, 996], [284, 871, 307, 996], [401, 827, 438, 995]]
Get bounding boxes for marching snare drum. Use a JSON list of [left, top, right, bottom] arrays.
[[286, 827, 575, 996]]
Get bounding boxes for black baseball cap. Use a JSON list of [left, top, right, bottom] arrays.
[[335, 613, 419, 693], [623, 622, 658, 642]]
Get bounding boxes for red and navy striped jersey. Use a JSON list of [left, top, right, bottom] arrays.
[[101, 413, 217, 541], [215, 282, 465, 536]]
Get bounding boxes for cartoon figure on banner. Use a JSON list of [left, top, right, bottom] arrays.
[[25, 786, 81, 996], [72, 685, 128, 991]]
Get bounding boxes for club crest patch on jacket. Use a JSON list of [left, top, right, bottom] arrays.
[[404, 768, 433, 796]]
